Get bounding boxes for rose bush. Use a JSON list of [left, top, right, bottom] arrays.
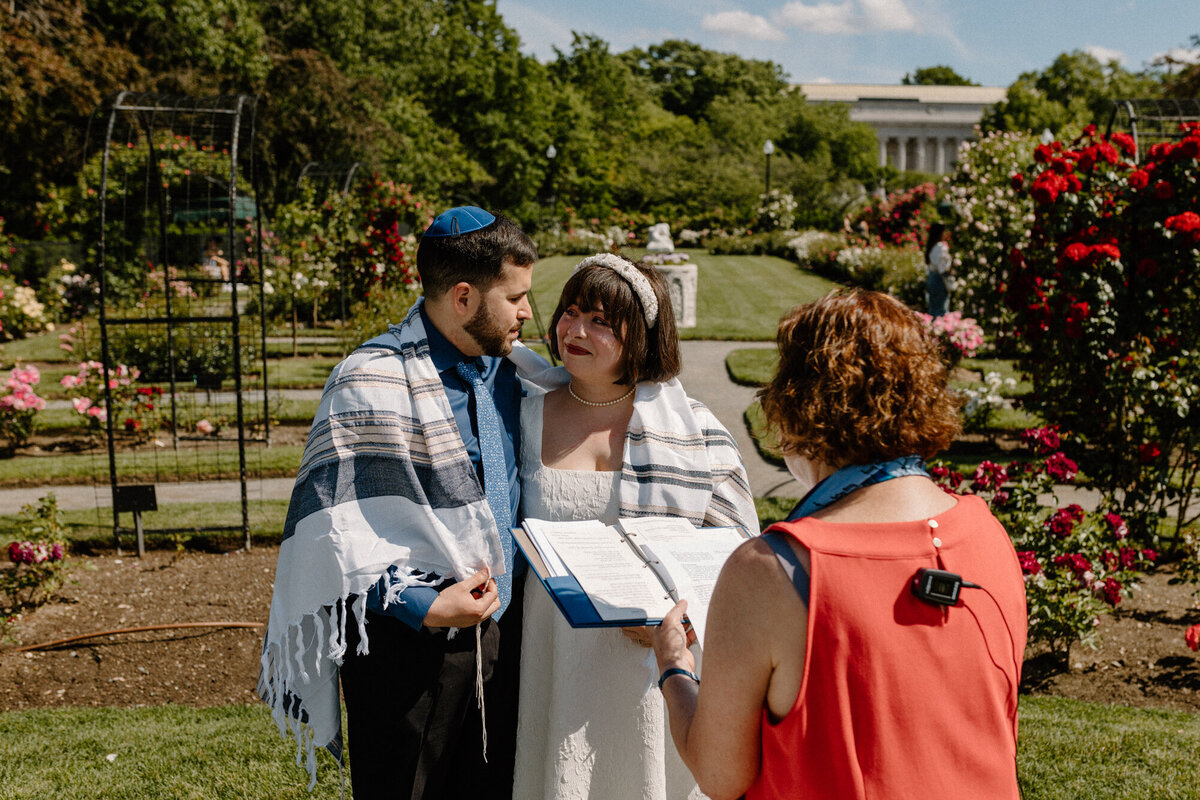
[[941, 131, 1039, 347], [0, 365, 46, 448], [1003, 122, 1200, 545], [932, 426, 1157, 657], [920, 311, 985, 366], [1, 494, 69, 612]]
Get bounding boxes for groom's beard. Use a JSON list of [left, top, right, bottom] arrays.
[[465, 301, 519, 357]]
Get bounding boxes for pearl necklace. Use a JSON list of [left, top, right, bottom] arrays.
[[568, 381, 635, 407]]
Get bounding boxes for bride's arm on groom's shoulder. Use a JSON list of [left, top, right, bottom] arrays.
[[652, 539, 779, 799]]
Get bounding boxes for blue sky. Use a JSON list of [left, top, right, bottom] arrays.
[[496, 0, 1199, 87]]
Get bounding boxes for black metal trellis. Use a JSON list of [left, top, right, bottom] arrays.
[[1106, 98, 1200, 163], [89, 92, 270, 554]]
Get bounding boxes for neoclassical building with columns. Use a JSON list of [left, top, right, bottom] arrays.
[[798, 83, 1008, 174]]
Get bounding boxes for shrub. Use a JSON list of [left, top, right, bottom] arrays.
[[920, 311, 985, 366], [756, 190, 798, 232], [1, 494, 69, 612], [0, 365, 46, 448], [941, 130, 1038, 346], [932, 427, 1157, 657], [1004, 123, 1200, 544]]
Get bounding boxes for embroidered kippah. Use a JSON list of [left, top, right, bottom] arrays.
[[423, 206, 496, 237], [572, 252, 660, 328]]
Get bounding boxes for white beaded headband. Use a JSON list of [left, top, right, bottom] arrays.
[[572, 253, 660, 328]]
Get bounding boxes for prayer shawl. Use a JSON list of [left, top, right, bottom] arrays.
[[259, 301, 758, 786], [522, 365, 758, 529]]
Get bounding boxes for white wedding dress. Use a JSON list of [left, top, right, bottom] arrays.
[[513, 392, 705, 800]]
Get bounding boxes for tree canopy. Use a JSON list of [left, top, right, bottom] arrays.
[[902, 65, 977, 86]]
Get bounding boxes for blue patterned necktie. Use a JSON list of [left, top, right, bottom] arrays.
[[455, 361, 514, 620]]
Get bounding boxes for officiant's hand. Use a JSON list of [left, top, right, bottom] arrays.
[[621, 626, 654, 647], [423, 569, 500, 628], [652, 599, 697, 674]]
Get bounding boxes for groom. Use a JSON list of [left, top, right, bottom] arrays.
[[262, 206, 537, 800]]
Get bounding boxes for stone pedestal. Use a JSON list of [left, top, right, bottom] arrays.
[[657, 263, 697, 328]]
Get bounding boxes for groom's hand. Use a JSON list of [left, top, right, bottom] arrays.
[[423, 569, 500, 628]]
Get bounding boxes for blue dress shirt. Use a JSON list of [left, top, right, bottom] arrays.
[[365, 304, 523, 629]]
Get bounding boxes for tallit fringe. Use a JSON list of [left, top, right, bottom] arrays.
[[475, 623, 488, 762], [259, 597, 358, 790]]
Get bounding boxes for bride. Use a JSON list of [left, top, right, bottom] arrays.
[[513, 253, 758, 800]]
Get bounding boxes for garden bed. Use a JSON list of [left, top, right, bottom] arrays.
[[0, 545, 1196, 714]]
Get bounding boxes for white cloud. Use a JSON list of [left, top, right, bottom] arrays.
[[701, 10, 787, 42], [1153, 46, 1200, 66], [776, 0, 917, 35], [498, 1, 576, 59], [1085, 45, 1126, 66]]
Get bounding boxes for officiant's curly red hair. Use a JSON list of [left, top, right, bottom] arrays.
[[759, 288, 962, 466]]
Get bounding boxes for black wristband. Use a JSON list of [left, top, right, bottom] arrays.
[[657, 667, 700, 690]]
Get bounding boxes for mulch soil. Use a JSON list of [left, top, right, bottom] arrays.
[[1, 546, 1199, 714]]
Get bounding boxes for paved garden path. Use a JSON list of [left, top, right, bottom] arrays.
[[0, 340, 1101, 514]]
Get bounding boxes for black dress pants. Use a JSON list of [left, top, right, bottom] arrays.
[[340, 576, 524, 800]]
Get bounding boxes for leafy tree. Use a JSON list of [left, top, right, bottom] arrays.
[[0, 1, 144, 238], [982, 50, 1163, 135], [623, 39, 787, 122], [902, 65, 977, 86], [1160, 35, 1200, 98]]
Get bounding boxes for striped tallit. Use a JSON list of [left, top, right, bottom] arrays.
[[258, 299, 510, 786]]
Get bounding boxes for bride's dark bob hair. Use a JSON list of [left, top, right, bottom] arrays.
[[548, 255, 681, 386], [759, 288, 962, 466]]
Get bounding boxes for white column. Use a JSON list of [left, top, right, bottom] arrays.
[[878, 136, 888, 168], [898, 137, 908, 172], [935, 137, 946, 174]]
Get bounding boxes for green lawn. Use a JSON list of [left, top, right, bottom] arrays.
[[0, 443, 304, 488], [0, 498, 293, 550], [531, 253, 840, 342], [0, 695, 1194, 799]]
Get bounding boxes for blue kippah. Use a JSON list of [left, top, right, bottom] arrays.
[[423, 206, 496, 237]]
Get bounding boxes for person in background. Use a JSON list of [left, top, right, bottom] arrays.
[[924, 222, 952, 317], [259, 206, 538, 800], [650, 288, 1027, 799], [201, 236, 230, 282], [513, 253, 757, 800]]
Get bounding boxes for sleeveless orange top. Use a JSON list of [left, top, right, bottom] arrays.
[[747, 494, 1026, 799]]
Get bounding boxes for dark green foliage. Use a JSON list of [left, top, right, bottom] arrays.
[[902, 65, 977, 86]]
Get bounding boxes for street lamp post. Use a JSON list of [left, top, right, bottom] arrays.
[[762, 139, 775, 196], [545, 144, 558, 222]]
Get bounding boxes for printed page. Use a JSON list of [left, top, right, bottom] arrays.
[[618, 517, 749, 645], [525, 518, 675, 622]]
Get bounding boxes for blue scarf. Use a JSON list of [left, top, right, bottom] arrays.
[[787, 455, 928, 520]]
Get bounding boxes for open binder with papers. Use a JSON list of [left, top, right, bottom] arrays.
[[513, 516, 752, 645]]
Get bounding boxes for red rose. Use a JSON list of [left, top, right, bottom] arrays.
[[1154, 180, 1174, 199], [1139, 441, 1162, 463], [1017, 551, 1042, 576], [1045, 451, 1079, 482], [1031, 172, 1068, 205], [1165, 211, 1200, 234], [1181, 138, 1200, 159], [1186, 624, 1200, 653], [1093, 243, 1120, 261], [1011, 173, 1024, 190], [1111, 132, 1136, 157], [1063, 243, 1090, 263], [1127, 170, 1149, 190]]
